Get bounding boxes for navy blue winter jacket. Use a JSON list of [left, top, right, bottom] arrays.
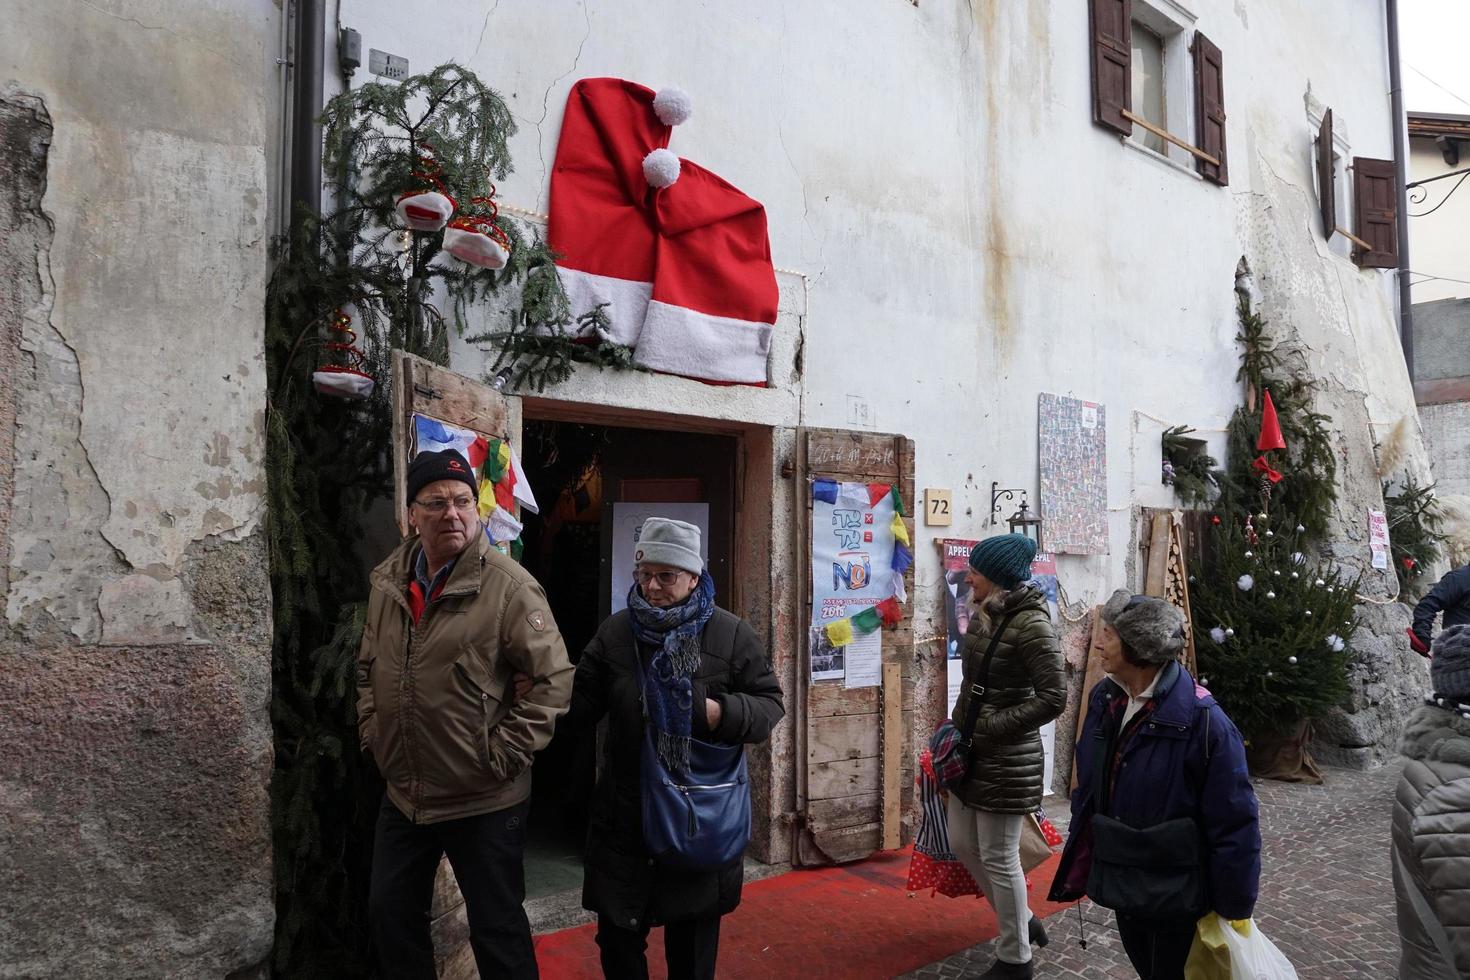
[[1048, 661, 1262, 920], [1414, 564, 1470, 646]]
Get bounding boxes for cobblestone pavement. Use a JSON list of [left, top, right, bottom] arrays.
[[902, 762, 1404, 979]]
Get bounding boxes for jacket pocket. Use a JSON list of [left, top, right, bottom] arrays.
[[454, 645, 503, 776], [1086, 814, 1205, 919]]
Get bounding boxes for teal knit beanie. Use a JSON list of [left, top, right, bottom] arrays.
[[968, 533, 1038, 589]]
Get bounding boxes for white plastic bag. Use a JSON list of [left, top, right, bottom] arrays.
[[1187, 913, 1297, 980]]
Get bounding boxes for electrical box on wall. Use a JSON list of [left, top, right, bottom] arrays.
[[368, 49, 409, 80]]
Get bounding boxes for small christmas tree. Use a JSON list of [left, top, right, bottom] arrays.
[[1191, 263, 1359, 764], [1192, 516, 1359, 739]]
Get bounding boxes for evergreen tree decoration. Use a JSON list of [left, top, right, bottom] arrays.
[[1192, 517, 1359, 739], [1191, 265, 1357, 763], [1384, 475, 1447, 600], [1162, 425, 1219, 507], [1212, 289, 1338, 536], [265, 63, 584, 977]]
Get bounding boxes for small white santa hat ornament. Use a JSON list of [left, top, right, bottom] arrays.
[[395, 152, 456, 232], [312, 307, 376, 401], [442, 194, 511, 270], [395, 189, 455, 232], [548, 78, 777, 385]]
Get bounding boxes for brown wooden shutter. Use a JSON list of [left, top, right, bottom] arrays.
[[1317, 109, 1336, 240], [1352, 156, 1399, 268], [1090, 0, 1132, 136], [1192, 31, 1228, 185]]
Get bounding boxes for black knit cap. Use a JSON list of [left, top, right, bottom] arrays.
[[407, 449, 478, 504]]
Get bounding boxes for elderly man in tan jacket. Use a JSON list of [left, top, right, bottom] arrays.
[[357, 449, 572, 979]]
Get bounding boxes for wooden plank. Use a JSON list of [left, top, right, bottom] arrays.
[[809, 757, 882, 800], [406, 356, 514, 441], [809, 683, 880, 717], [807, 793, 880, 833], [1144, 511, 1172, 597], [881, 660, 902, 850], [811, 823, 883, 864], [1069, 607, 1107, 793], [392, 353, 411, 537], [805, 430, 901, 480], [429, 857, 464, 918], [1121, 108, 1221, 167], [809, 712, 880, 764]]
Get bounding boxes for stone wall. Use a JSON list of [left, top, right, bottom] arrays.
[[0, 0, 276, 973]]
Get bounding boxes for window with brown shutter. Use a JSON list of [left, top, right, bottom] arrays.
[[1091, 0, 1132, 136], [1192, 31, 1228, 185], [1352, 157, 1398, 268], [1317, 109, 1336, 239]]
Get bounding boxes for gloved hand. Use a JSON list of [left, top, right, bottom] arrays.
[[1407, 628, 1431, 657]]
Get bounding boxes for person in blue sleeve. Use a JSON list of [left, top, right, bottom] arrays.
[[1049, 591, 1261, 980], [1411, 562, 1470, 655]]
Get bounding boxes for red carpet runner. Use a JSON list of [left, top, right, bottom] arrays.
[[533, 847, 1072, 978]]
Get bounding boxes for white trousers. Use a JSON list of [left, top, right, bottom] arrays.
[[946, 795, 1032, 965]]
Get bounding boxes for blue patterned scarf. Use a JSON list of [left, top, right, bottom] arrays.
[[628, 571, 716, 774]]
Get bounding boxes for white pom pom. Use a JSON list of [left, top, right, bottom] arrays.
[[1210, 627, 1228, 644], [653, 86, 693, 126], [642, 148, 681, 188], [1237, 575, 1254, 591]]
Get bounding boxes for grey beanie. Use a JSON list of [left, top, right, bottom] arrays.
[[1432, 625, 1470, 701], [1101, 589, 1186, 665], [634, 517, 704, 575]]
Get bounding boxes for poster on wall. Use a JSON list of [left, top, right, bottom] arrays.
[[1038, 392, 1108, 555], [1368, 508, 1390, 570], [938, 538, 1058, 795], [609, 502, 710, 613], [810, 482, 898, 682]]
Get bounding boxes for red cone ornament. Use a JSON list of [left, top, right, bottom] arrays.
[[1257, 389, 1286, 452]]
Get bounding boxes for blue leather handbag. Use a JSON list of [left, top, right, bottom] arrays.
[[633, 646, 751, 870]]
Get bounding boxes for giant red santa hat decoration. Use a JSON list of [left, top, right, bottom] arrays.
[[548, 78, 777, 385]]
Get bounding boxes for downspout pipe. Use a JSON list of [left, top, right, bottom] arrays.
[[1386, 0, 1414, 382], [289, 0, 325, 228]]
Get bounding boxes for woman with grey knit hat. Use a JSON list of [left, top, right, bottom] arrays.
[[566, 517, 784, 980], [1393, 624, 1470, 979], [945, 533, 1066, 980], [1049, 591, 1260, 980]]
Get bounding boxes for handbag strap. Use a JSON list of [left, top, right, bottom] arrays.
[[958, 609, 1021, 748]]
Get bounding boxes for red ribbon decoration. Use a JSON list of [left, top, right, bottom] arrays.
[[1252, 455, 1283, 484]]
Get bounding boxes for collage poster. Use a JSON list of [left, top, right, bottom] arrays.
[[1038, 392, 1108, 555], [939, 539, 1058, 795], [810, 483, 897, 684]]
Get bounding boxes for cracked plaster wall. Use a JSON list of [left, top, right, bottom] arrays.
[[1, 0, 277, 975], [336, 1, 1434, 792]]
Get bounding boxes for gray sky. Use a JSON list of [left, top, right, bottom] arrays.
[[1401, 0, 1470, 115]]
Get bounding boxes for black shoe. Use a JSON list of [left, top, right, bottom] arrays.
[[1028, 914, 1050, 948], [976, 958, 1034, 979]]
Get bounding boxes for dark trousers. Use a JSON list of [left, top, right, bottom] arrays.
[[595, 913, 721, 980], [369, 796, 537, 979], [1115, 913, 1197, 980]]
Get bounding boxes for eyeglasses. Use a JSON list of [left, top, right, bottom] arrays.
[[635, 569, 687, 588], [413, 495, 477, 515]]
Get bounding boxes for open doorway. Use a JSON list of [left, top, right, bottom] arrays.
[[518, 418, 738, 900]]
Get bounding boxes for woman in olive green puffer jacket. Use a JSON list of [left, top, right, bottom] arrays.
[[945, 534, 1066, 980]]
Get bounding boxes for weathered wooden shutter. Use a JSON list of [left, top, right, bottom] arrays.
[[1192, 31, 1228, 185], [1090, 0, 1132, 136], [793, 429, 916, 866], [1317, 109, 1336, 239], [1352, 157, 1399, 268]]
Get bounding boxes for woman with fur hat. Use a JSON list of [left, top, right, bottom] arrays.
[[1393, 624, 1470, 978], [1049, 591, 1260, 980], [945, 533, 1066, 979]]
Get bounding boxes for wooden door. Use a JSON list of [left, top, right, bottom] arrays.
[[793, 428, 916, 866]]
